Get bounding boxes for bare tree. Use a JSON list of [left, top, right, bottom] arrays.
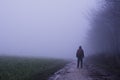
[[88, 0, 120, 64]]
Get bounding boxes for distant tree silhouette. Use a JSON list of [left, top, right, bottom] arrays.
[[88, 0, 120, 65]]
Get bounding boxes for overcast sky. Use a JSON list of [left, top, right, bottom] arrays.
[[0, 0, 101, 59]]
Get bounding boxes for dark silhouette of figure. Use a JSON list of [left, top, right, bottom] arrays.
[[76, 46, 84, 68]]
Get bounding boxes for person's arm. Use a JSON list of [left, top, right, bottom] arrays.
[[82, 50, 84, 58], [76, 50, 78, 58]]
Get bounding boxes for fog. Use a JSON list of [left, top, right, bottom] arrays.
[[0, 0, 101, 59]]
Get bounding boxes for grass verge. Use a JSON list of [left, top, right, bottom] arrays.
[[87, 53, 120, 79]]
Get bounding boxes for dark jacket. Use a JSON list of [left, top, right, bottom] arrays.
[[76, 48, 84, 59]]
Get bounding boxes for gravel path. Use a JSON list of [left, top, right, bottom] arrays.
[[49, 61, 92, 80], [48, 60, 119, 80]]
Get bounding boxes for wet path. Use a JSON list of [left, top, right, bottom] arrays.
[[48, 60, 118, 80], [49, 62, 92, 80]]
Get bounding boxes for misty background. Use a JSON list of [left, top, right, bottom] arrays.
[[0, 0, 102, 58]]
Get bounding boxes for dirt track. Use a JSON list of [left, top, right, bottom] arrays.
[[49, 61, 92, 80], [48, 61, 117, 80]]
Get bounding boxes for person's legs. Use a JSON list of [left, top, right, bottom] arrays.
[[81, 59, 83, 68], [77, 58, 80, 68]]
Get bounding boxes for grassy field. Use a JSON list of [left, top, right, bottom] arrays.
[[0, 56, 69, 80]]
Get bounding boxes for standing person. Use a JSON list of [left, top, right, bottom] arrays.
[[76, 46, 84, 68]]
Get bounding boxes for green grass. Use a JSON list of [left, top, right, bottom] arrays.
[[0, 56, 69, 80]]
